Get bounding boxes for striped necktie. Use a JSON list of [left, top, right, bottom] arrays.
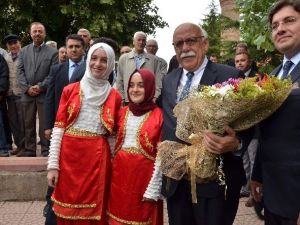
[[179, 72, 194, 101], [282, 60, 294, 79]]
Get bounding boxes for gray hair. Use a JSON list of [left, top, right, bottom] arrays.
[[133, 31, 147, 40], [77, 28, 91, 37]]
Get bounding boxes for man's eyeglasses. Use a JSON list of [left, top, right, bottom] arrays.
[[173, 36, 204, 49], [271, 16, 298, 32]]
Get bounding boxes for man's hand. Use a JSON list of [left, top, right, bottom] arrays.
[[297, 213, 300, 225], [31, 85, 41, 93], [44, 129, 52, 141], [250, 180, 263, 202], [47, 169, 59, 187], [203, 126, 240, 154], [27, 86, 40, 96]]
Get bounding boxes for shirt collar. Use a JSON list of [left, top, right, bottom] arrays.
[[182, 56, 208, 76], [283, 52, 300, 66], [32, 42, 45, 47], [69, 58, 84, 68]]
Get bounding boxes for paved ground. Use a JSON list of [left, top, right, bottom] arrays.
[[0, 198, 263, 225]]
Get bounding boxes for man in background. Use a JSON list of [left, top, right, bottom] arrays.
[[17, 22, 58, 157], [116, 31, 165, 104], [77, 28, 91, 53], [3, 34, 25, 156], [120, 46, 131, 55], [58, 46, 67, 64]]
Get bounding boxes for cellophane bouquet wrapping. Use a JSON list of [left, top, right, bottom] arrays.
[[158, 75, 293, 202]]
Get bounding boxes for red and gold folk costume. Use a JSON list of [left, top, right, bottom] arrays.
[[51, 82, 122, 225], [107, 106, 163, 225]]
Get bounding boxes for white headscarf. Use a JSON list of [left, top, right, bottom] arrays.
[[80, 43, 115, 106]]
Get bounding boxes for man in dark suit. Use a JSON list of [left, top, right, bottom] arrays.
[[234, 52, 257, 78], [44, 34, 85, 139], [251, 1, 300, 224], [234, 51, 259, 207], [160, 22, 252, 225], [17, 22, 58, 157], [43, 34, 85, 225]]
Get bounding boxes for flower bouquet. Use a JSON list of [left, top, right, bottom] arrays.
[[158, 74, 293, 202]]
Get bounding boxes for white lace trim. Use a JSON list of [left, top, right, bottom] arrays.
[[72, 98, 106, 134], [47, 127, 64, 170], [143, 157, 163, 201], [121, 111, 146, 148]]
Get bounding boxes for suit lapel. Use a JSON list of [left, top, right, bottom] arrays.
[[170, 68, 183, 103], [128, 52, 137, 74], [272, 62, 300, 83], [199, 61, 218, 87], [272, 64, 282, 76], [290, 62, 300, 82]]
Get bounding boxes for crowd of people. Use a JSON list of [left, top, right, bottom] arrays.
[[0, 0, 300, 225]]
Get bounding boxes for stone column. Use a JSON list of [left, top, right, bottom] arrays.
[[219, 0, 240, 42]]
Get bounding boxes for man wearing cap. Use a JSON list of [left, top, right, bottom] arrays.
[[3, 34, 25, 155], [17, 22, 58, 157]]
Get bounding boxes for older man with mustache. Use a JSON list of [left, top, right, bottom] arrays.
[[160, 22, 252, 225]]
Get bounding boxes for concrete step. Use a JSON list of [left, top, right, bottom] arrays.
[[0, 157, 48, 201]]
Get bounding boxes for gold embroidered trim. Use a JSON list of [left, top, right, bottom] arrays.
[[107, 211, 151, 225], [122, 147, 155, 161], [115, 109, 129, 152], [65, 127, 101, 137], [51, 196, 96, 208], [136, 112, 152, 157], [55, 121, 65, 128], [66, 87, 82, 130], [101, 105, 113, 134], [116, 110, 154, 161], [67, 103, 75, 121], [55, 211, 101, 220], [144, 132, 154, 149], [107, 107, 113, 122]]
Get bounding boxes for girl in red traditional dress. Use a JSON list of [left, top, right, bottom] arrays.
[[107, 68, 163, 225], [47, 42, 122, 225]]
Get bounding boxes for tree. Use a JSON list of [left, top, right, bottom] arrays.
[[0, 0, 168, 49], [236, 0, 281, 72], [201, 0, 222, 59]]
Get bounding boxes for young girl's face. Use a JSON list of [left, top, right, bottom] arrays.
[[128, 73, 145, 104], [89, 48, 107, 79]]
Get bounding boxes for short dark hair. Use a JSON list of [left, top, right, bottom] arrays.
[[236, 42, 248, 50], [65, 34, 85, 47], [269, 0, 300, 24], [30, 22, 45, 32], [92, 37, 119, 53], [235, 51, 250, 59]]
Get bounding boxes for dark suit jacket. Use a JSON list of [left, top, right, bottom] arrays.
[[44, 62, 70, 130], [160, 61, 252, 198], [252, 62, 300, 219], [0, 54, 8, 97], [17, 43, 58, 103], [69, 62, 85, 83]]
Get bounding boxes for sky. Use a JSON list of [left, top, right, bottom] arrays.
[[148, 0, 221, 63]]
